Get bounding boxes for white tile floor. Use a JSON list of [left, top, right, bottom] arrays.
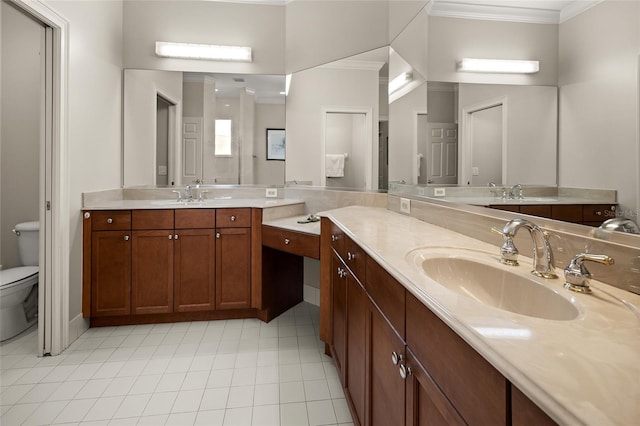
[[0, 302, 353, 426]]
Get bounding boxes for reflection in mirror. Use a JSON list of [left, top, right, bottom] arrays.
[[424, 82, 557, 187], [123, 69, 285, 187], [285, 47, 388, 190]]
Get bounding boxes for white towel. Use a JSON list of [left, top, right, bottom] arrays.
[[326, 154, 345, 178]]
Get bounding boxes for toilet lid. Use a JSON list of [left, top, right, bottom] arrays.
[[1, 266, 38, 288]]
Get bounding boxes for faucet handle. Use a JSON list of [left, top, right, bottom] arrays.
[[492, 227, 519, 266], [564, 253, 614, 293], [172, 190, 183, 202]]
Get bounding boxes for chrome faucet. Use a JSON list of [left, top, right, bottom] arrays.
[[564, 253, 614, 293], [492, 219, 558, 279], [184, 184, 194, 201], [509, 184, 524, 199]]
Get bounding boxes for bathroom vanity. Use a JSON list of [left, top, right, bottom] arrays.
[[320, 206, 639, 425], [81, 198, 320, 326]]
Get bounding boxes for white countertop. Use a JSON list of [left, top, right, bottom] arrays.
[[435, 196, 615, 206], [263, 215, 321, 236], [325, 206, 639, 425], [82, 198, 305, 210]]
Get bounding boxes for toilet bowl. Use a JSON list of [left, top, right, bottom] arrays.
[[0, 221, 39, 341]]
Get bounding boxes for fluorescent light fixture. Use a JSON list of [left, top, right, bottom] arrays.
[[285, 74, 292, 96], [458, 58, 539, 74], [388, 72, 412, 94], [155, 41, 252, 62]]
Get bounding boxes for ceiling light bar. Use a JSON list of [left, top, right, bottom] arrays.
[[458, 58, 539, 74], [155, 42, 252, 62], [388, 72, 413, 94]]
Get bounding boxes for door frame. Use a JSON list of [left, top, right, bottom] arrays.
[[320, 106, 374, 189], [14, 0, 69, 356], [460, 96, 508, 186]]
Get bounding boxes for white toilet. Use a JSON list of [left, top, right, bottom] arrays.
[[0, 221, 39, 341]]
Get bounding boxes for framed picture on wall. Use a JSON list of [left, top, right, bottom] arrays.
[[266, 128, 286, 161]]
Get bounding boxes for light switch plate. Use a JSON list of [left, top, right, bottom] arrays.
[[472, 167, 479, 176], [265, 188, 278, 198], [434, 188, 446, 197], [400, 197, 411, 214]]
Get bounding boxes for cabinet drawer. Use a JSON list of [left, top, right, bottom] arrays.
[[344, 235, 366, 282], [365, 257, 405, 339], [551, 205, 582, 222], [406, 292, 507, 425], [216, 208, 251, 228], [327, 219, 345, 259], [519, 205, 551, 218], [583, 204, 616, 223], [91, 210, 131, 231], [175, 209, 215, 229], [132, 209, 174, 230], [262, 225, 320, 259]]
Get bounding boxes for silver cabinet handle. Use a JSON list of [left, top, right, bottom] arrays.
[[216, 232, 221, 239], [174, 234, 179, 240], [84, 212, 91, 219], [168, 235, 173, 240], [391, 351, 403, 365], [124, 235, 129, 241], [347, 252, 355, 261], [230, 215, 236, 222], [331, 234, 338, 242], [399, 364, 411, 380], [284, 238, 290, 245], [107, 218, 113, 224]]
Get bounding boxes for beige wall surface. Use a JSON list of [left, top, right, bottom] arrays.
[[558, 0, 640, 216], [43, 0, 124, 322], [1, 2, 42, 269], [123, 0, 286, 75], [254, 103, 286, 186], [428, 16, 559, 86], [286, 0, 389, 73]]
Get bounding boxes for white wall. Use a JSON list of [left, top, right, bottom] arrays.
[[286, 66, 380, 186], [43, 0, 124, 323], [428, 16, 558, 86], [286, 0, 388, 73], [123, 69, 182, 187], [1, 2, 42, 269], [558, 0, 640, 216], [123, 0, 285, 75], [458, 84, 557, 186]]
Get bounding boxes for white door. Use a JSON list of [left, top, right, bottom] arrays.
[[470, 106, 503, 185], [182, 117, 203, 184], [426, 122, 458, 185]]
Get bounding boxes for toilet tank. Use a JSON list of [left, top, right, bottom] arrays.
[[15, 221, 39, 266]]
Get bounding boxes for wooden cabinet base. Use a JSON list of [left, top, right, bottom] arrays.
[[89, 308, 258, 327], [260, 246, 304, 322]]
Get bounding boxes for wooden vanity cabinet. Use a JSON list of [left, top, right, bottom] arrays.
[[488, 203, 617, 226], [91, 230, 132, 317], [322, 219, 558, 426], [215, 208, 251, 310]]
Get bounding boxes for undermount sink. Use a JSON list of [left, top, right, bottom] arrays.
[[406, 248, 580, 321]]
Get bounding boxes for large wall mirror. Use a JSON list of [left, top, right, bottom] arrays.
[[123, 69, 285, 187]]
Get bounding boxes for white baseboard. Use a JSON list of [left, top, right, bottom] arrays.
[[303, 284, 320, 307], [68, 313, 90, 345]]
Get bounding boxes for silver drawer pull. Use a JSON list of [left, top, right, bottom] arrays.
[[347, 252, 355, 261], [84, 212, 91, 219], [174, 234, 179, 240], [284, 238, 290, 245], [331, 234, 338, 242], [230, 215, 236, 222], [168, 235, 173, 240], [399, 364, 411, 380], [391, 351, 403, 365], [216, 232, 221, 239], [124, 235, 129, 241], [107, 218, 113, 224]]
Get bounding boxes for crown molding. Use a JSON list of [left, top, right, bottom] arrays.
[[425, 0, 604, 25]]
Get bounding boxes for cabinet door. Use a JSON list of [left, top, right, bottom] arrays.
[[405, 349, 465, 426], [370, 305, 405, 426], [132, 230, 174, 314], [91, 231, 131, 317], [331, 252, 347, 383], [174, 228, 215, 312], [346, 274, 368, 426], [216, 227, 251, 310]]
